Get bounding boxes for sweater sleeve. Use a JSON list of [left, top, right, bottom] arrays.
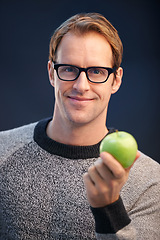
[[91, 154, 160, 240], [90, 197, 130, 234], [91, 197, 137, 239], [0, 122, 36, 166]]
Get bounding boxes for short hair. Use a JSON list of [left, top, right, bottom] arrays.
[[49, 13, 123, 69]]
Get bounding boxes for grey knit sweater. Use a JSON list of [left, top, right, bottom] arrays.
[[0, 118, 160, 240]]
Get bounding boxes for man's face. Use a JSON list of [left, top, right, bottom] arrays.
[[49, 31, 122, 128]]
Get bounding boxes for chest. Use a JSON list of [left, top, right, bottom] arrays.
[[0, 144, 96, 239]]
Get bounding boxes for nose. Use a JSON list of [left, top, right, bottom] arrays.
[[73, 71, 90, 93]]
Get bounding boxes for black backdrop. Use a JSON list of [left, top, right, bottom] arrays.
[[0, 0, 160, 163]]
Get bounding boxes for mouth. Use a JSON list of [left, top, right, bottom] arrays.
[[68, 96, 94, 103], [67, 96, 95, 108]]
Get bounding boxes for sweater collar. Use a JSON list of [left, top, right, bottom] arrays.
[[34, 117, 115, 160]]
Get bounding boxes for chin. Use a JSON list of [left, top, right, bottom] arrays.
[[67, 115, 91, 126]]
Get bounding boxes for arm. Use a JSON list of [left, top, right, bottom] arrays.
[[83, 151, 140, 239], [120, 154, 160, 240], [83, 152, 160, 239], [0, 122, 36, 166]]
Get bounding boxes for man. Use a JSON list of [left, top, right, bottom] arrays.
[[0, 13, 159, 240]]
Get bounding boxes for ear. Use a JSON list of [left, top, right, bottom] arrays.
[[111, 67, 123, 94], [48, 60, 55, 87]]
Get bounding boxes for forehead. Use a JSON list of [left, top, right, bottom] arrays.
[[56, 31, 113, 66]]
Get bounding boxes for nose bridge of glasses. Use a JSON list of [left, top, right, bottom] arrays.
[[78, 67, 89, 80]]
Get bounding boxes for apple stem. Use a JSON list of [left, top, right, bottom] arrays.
[[116, 129, 119, 136]]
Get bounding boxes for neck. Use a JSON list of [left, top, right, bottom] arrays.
[[46, 115, 108, 146]]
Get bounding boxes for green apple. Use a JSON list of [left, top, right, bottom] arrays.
[[100, 131, 138, 168]]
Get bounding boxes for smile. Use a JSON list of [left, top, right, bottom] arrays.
[[67, 96, 94, 107], [68, 96, 93, 101]]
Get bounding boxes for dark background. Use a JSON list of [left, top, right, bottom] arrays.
[[0, 0, 160, 163]]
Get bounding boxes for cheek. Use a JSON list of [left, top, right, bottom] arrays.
[[53, 79, 61, 100], [55, 85, 63, 102], [95, 82, 113, 101], [54, 80, 71, 100], [101, 91, 112, 105]]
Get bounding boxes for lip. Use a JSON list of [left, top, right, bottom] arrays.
[[68, 96, 94, 102], [67, 96, 94, 107]]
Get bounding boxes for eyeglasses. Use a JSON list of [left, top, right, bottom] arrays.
[[53, 63, 116, 83]]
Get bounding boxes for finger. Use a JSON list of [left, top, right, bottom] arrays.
[[86, 164, 104, 185], [83, 172, 109, 207], [94, 158, 114, 181], [136, 150, 140, 159], [100, 152, 125, 179], [83, 172, 96, 192], [126, 150, 141, 170]]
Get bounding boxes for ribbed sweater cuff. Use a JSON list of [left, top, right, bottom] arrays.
[[90, 197, 131, 234]]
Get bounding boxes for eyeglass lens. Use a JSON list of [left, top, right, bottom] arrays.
[[58, 65, 109, 82]]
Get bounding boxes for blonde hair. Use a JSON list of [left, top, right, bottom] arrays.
[[49, 13, 123, 69]]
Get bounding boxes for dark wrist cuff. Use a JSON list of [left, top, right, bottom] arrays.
[[90, 197, 131, 234]]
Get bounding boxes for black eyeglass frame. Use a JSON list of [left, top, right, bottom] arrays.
[[53, 63, 117, 83]]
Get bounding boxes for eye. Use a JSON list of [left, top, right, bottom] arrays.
[[60, 66, 76, 73], [65, 66, 74, 72], [89, 67, 107, 75]]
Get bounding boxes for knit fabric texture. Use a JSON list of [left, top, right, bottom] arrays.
[[0, 118, 160, 240]]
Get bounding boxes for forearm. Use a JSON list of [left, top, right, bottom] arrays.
[[91, 197, 137, 240], [91, 182, 160, 240], [96, 224, 136, 240]]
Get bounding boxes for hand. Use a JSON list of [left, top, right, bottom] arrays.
[[83, 151, 140, 207]]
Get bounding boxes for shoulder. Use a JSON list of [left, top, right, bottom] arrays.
[[121, 151, 160, 208], [129, 151, 159, 188], [0, 122, 37, 165], [131, 151, 159, 181]]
